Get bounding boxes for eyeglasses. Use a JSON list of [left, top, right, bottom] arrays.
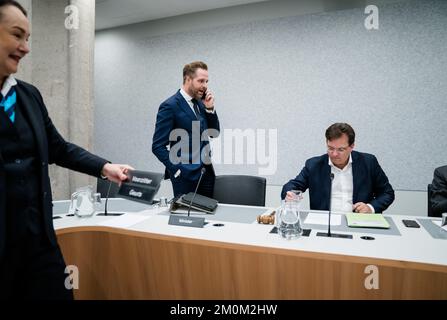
[[327, 145, 351, 153]]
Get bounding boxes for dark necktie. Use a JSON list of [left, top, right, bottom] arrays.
[[191, 99, 200, 118]]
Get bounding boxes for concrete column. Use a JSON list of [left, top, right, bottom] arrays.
[[17, 0, 96, 200], [67, 0, 97, 195]]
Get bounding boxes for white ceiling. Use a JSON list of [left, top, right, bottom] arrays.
[[95, 0, 271, 30]]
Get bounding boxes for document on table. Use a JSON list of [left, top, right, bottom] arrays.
[[432, 220, 447, 231], [97, 213, 151, 229], [346, 213, 390, 229], [304, 213, 342, 226]]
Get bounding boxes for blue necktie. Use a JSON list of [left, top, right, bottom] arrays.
[[191, 99, 200, 118], [0, 87, 16, 123]]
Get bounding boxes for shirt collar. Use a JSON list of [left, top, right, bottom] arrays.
[[180, 88, 194, 104], [329, 153, 353, 171], [1, 75, 17, 98]]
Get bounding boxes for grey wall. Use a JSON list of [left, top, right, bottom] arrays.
[[95, 0, 447, 192]]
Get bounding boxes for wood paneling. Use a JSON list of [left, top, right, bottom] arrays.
[[57, 227, 447, 300]]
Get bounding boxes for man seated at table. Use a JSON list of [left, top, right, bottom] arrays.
[[430, 165, 447, 217], [281, 123, 395, 213]]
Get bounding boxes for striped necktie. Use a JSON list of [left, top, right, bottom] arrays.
[[0, 86, 17, 123]]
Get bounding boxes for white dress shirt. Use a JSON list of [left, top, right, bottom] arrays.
[[329, 155, 375, 213], [180, 89, 215, 115], [1, 75, 17, 97]]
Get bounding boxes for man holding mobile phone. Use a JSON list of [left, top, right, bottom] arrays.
[[152, 61, 220, 197]]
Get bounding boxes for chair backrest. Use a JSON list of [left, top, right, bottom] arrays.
[[213, 175, 266, 207], [96, 178, 120, 199], [427, 183, 435, 217]]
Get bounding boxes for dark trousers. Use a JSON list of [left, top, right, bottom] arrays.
[[0, 233, 73, 300], [171, 167, 215, 198]]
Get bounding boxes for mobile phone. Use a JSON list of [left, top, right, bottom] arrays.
[[402, 219, 420, 228], [201, 90, 208, 100]]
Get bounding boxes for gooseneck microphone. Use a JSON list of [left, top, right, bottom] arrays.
[[327, 173, 334, 237], [168, 167, 207, 228], [97, 180, 124, 216], [317, 171, 353, 239], [187, 167, 206, 217]]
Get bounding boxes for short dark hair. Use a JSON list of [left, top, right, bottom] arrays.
[[325, 123, 355, 146], [0, 0, 27, 21], [183, 61, 208, 84]]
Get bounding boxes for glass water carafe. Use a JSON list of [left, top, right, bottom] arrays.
[[68, 186, 101, 218], [277, 193, 303, 240]]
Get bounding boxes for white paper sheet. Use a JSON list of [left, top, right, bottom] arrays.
[[304, 213, 342, 226], [97, 213, 151, 229]]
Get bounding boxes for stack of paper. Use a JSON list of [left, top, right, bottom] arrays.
[[304, 213, 342, 226], [346, 213, 390, 229]]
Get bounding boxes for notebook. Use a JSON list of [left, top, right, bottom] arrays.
[[346, 213, 390, 229]]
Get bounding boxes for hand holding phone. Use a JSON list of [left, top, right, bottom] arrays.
[[201, 90, 208, 101]]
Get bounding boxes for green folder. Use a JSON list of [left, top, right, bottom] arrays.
[[346, 213, 390, 229]]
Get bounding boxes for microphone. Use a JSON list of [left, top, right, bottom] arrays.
[[168, 167, 207, 228], [317, 171, 353, 239], [327, 173, 334, 237], [96, 180, 125, 216], [188, 167, 206, 217]]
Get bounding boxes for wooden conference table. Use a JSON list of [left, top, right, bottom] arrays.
[[53, 199, 447, 300]]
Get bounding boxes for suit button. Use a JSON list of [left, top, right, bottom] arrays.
[[42, 162, 46, 167], [15, 159, 22, 164], [43, 192, 48, 197]]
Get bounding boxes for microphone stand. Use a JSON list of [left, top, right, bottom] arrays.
[[317, 172, 352, 239], [188, 168, 206, 217], [97, 180, 125, 216], [328, 173, 334, 237], [168, 168, 207, 228]]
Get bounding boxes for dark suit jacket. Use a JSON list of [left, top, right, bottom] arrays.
[[430, 165, 447, 217], [152, 90, 220, 182], [281, 151, 395, 213], [0, 80, 108, 259]]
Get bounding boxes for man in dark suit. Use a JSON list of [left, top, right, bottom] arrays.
[[282, 123, 395, 213], [0, 1, 132, 299], [430, 166, 447, 217], [152, 61, 220, 198]]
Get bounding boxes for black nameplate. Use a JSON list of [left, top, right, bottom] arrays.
[[168, 215, 205, 228], [118, 183, 156, 205], [117, 170, 164, 205]]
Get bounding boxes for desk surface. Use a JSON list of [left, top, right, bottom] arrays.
[[54, 199, 447, 270], [54, 199, 447, 299]]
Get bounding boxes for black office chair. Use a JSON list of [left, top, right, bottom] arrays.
[[96, 178, 120, 199], [213, 175, 266, 207], [427, 183, 439, 217]]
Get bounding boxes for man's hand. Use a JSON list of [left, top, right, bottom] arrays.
[[203, 90, 215, 110], [285, 191, 295, 201], [101, 163, 134, 185], [353, 202, 373, 214]]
